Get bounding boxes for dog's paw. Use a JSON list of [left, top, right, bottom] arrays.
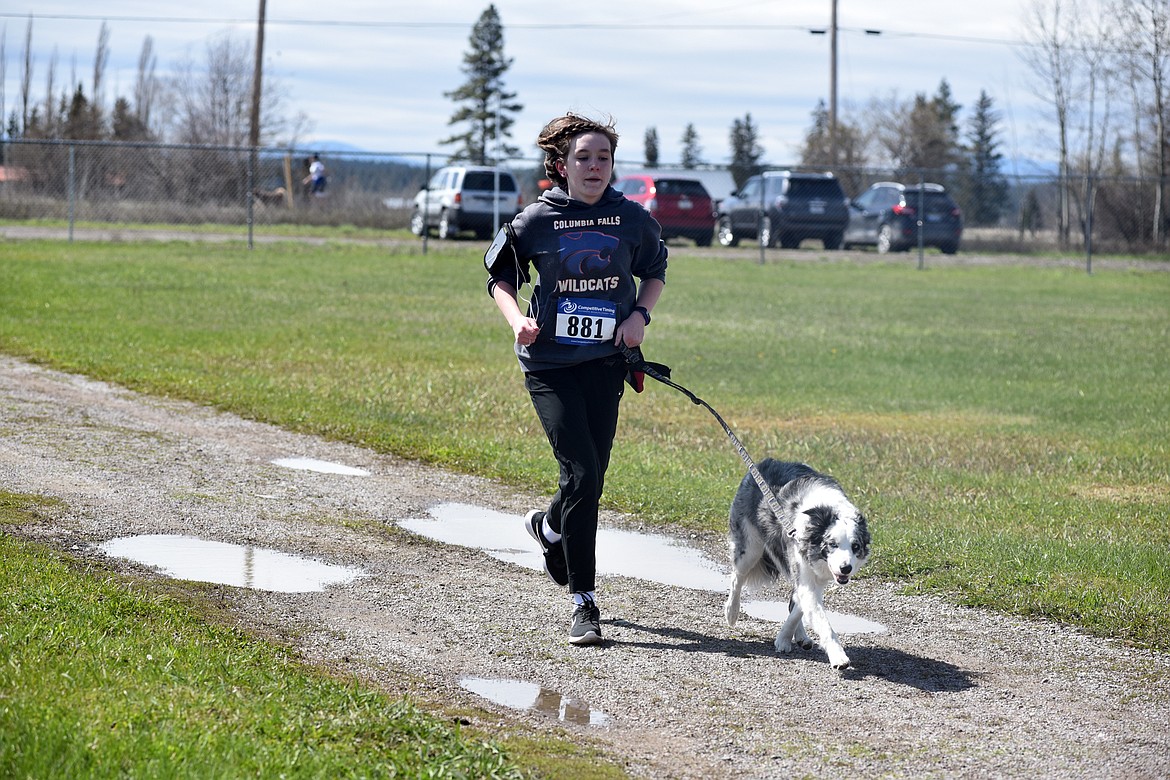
[[724, 600, 739, 627], [796, 637, 815, 650], [774, 636, 794, 654], [827, 648, 851, 670]]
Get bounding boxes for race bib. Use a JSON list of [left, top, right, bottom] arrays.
[[555, 298, 617, 345]]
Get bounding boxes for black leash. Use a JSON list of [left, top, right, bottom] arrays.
[[620, 343, 795, 537]]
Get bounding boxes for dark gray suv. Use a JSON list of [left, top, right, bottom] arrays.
[[717, 171, 849, 249], [843, 182, 963, 254]]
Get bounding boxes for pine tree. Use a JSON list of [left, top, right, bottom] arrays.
[[643, 127, 659, 168], [441, 5, 522, 164], [680, 123, 702, 169], [112, 96, 150, 141], [800, 100, 832, 167], [729, 113, 764, 189], [963, 90, 1008, 226], [904, 79, 962, 174]]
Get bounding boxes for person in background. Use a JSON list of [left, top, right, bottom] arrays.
[[485, 113, 667, 645], [305, 153, 327, 195]]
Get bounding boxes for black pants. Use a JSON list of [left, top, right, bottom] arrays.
[[525, 355, 627, 594]]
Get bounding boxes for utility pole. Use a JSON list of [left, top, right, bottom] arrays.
[[247, 0, 266, 250], [829, 0, 838, 167], [249, 0, 266, 150]]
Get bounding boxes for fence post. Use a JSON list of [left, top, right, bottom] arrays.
[[247, 148, 256, 250], [1084, 172, 1094, 275], [68, 145, 76, 243], [421, 153, 432, 255], [758, 172, 766, 266], [916, 171, 925, 270]]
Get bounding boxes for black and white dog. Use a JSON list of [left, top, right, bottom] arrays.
[[724, 459, 871, 669]]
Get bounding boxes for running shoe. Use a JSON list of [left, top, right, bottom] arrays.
[[568, 596, 602, 645], [524, 509, 568, 587]]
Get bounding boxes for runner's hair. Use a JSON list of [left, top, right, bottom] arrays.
[[536, 113, 619, 190]]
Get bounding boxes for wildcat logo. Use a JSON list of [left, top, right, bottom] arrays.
[[561, 231, 619, 276]]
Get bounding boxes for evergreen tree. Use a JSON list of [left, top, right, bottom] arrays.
[[643, 126, 659, 168], [962, 90, 1009, 226], [729, 112, 764, 189], [801, 100, 833, 167], [441, 5, 522, 164], [904, 80, 962, 174], [799, 100, 865, 191], [63, 83, 100, 140], [680, 123, 702, 169], [112, 96, 150, 141]]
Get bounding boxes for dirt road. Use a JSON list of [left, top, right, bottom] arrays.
[[2, 355, 1167, 778]]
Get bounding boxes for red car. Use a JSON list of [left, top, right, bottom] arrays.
[[613, 174, 717, 246]]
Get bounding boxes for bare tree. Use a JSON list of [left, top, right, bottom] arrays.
[[20, 16, 32, 135], [91, 22, 110, 129], [1020, 0, 1085, 248], [171, 33, 252, 146], [1110, 0, 1170, 245], [1, 25, 7, 143], [134, 36, 159, 132], [166, 30, 304, 148], [862, 91, 912, 171]]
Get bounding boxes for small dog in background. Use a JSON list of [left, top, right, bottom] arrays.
[[724, 459, 871, 669]]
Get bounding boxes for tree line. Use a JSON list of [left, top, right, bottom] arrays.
[[443, 2, 1170, 248], [5, 2, 1170, 248], [2, 18, 307, 149]]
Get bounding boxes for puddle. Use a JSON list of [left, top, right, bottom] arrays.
[[271, 457, 370, 476], [399, 503, 886, 634], [460, 677, 610, 727], [99, 535, 363, 592]]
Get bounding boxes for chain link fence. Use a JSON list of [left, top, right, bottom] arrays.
[[2, 138, 1167, 261]]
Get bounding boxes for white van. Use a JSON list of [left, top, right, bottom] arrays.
[[410, 166, 523, 240]]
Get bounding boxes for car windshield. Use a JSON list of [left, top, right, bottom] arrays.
[[655, 180, 709, 198], [463, 172, 516, 191]]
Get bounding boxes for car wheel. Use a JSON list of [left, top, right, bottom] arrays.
[[437, 211, 456, 240], [877, 224, 894, 254], [779, 232, 799, 249], [939, 242, 959, 255], [409, 209, 426, 237], [717, 217, 739, 247], [695, 229, 714, 247], [823, 231, 843, 250]]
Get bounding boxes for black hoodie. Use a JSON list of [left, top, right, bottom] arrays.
[[487, 185, 668, 372]]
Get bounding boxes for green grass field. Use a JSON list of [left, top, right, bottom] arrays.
[[1, 237, 1168, 774], [2, 239, 1167, 641]]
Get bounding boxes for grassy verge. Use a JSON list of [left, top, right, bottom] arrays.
[[0, 493, 623, 779], [1, 239, 1168, 652], [0, 494, 519, 778]]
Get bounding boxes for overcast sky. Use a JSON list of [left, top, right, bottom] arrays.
[[3, 1, 1050, 169]]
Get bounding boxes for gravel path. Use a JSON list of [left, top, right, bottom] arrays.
[[2, 354, 1167, 779]]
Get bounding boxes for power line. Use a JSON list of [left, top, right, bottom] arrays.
[[0, 12, 1026, 49]]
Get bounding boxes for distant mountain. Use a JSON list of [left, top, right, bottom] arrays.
[[302, 139, 367, 155], [1006, 157, 1058, 178], [292, 140, 427, 167]]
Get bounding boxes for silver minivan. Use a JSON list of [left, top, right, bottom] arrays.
[[410, 166, 523, 240]]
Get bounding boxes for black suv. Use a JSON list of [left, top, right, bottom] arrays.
[[843, 182, 963, 254], [716, 171, 849, 249]]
